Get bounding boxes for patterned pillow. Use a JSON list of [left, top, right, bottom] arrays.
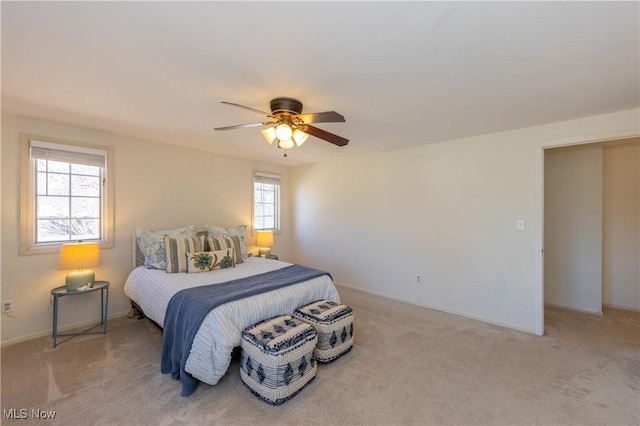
[[206, 236, 244, 265], [205, 224, 248, 260], [135, 226, 197, 270], [186, 248, 234, 274], [165, 236, 204, 273]]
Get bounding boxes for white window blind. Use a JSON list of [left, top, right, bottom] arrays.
[[30, 141, 106, 168]]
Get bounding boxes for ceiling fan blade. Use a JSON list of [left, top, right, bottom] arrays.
[[301, 124, 349, 147], [221, 101, 271, 116], [296, 111, 346, 124], [214, 122, 271, 131]]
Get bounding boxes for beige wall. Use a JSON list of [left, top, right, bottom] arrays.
[[291, 109, 639, 333], [2, 109, 638, 343], [1, 114, 291, 344], [544, 144, 603, 314], [603, 139, 640, 311]]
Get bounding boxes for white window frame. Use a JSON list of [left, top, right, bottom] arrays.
[[252, 171, 281, 233], [19, 134, 115, 255]]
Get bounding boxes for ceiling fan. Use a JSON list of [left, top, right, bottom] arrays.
[[215, 97, 349, 156]]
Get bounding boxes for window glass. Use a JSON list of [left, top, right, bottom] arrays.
[[20, 136, 114, 254], [253, 173, 280, 231]]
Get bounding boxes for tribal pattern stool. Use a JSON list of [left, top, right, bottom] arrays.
[[240, 315, 317, 405], [294, 300, 354, 363]]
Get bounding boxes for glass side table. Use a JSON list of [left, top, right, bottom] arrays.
[[51, 281, 109, 348]]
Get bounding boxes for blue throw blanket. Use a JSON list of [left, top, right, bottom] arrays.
[[160, 264, 332, 396]]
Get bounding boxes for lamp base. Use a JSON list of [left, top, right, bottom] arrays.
[[66, 270, 95, 291], [258, 247, 271, 257]]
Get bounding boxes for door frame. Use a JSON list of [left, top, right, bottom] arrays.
[[534, 130, 639, 336]]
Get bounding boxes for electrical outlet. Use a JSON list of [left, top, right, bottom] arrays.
[[2, 300, 13, 314], [416, 275, 421, 283]]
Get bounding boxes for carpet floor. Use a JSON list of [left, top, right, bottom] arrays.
[[1, 285, 639, 425]]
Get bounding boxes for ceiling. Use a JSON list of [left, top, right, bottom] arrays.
[[2, 2, 639, 166]]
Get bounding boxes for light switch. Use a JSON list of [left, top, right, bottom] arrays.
[[516, 219, 525, 231]]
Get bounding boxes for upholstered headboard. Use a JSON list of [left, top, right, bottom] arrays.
[[132, 233, 145, 268]]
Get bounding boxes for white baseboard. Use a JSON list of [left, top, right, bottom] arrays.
[[602, 303, 640, 313], [0, 310, 130, 347], [544, 302, 603, 316], [334, 282, 536, 335]]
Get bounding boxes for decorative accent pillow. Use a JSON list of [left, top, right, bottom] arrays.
[[135, 226, 197, 270], [205, 224, 248, 260], [186, 248, 234, 274], [206, 236, 244, 265], [165, 236, 204, 273]]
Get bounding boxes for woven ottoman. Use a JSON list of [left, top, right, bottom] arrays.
[[294, 300, 354, 363], [240, 315, 318, 405]]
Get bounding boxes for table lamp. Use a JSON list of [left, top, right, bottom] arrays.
[[255, 230, 274, 257], [59, 242, 101, 291]]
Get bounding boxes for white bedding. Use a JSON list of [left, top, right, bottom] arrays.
[[123, 256, 340, 386]]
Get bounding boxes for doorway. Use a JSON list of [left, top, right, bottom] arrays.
[[534, 134, 640, 336], [544, 144, 604, 314]]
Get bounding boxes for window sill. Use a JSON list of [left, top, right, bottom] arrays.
[[20, 240, 113, 256]]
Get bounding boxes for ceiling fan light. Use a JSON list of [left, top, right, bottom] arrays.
[[261, 127, 276, 144], [292, 129, 309, 146], [275, 123, 292, 141], [278, 139, 295, 150]]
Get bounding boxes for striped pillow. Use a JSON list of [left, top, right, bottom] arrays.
[[206, 236, 244, 265], [205, 225, 248, 260], [165, 236, 204, 273]]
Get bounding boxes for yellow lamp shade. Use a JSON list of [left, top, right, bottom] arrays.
[[59, 242, 101, 269], [59, 242, 101, 290], [255, 230, 274, 247], [256, 230, 274, 257]]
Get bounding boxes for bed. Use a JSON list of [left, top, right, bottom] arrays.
[[123, 227, 340, 395]]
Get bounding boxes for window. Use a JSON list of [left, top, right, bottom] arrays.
[[253, 172, 281, 232], [20, 135, 114, 255]]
